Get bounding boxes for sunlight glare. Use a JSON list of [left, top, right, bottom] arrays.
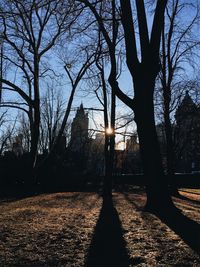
[[105, 127, 114, 135]]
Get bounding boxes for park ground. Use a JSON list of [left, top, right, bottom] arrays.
[[0, 187, 199, 267]]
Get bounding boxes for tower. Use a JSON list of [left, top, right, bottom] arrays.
[[70, 103, 89, 152], [175, 90, 198, 124], [175, 91, 200, 172]]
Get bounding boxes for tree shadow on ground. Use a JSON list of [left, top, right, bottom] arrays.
[[122, 191, 144, 211], [0, 191, 41, 204], [84, 196, 130, 267], [175, 193, 200, 205], [123, 191, 200, 254], [156, 207, 200, 254]]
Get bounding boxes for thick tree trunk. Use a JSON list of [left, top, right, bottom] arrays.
[[134, 79, 175, 212], [31, 56, 40, 177]]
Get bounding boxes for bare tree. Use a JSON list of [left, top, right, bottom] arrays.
[[0, 110, 9, 154], [76, 0, 176, 211], [159, 0, 200, 179], [48, 47, 96, 158], [0, 0, 76, 170], [94, 53, 116, 195], [0, 40, 3, 103], [74, 0, 121, 195], [40, 83, 65, 152], [0, 112, 17, 155], [16, 113, 31, 153]]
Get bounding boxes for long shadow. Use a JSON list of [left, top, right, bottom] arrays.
[[175, 193, 200, 205], [84, 196, 130, 267], [122, 191, 143, 211], [155, 207, 200, 254], [122, 191, 200, 254]]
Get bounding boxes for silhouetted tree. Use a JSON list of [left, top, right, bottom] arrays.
[[0, 110, 16, 155], [47, 47, 96, 159], [0, 40, 3, 103], [39, 84, 65, 153], [0, 0, 74, 170], [77, 0, 176, 211], [159, 0, 200, 178], [94, 51, 116, 195]]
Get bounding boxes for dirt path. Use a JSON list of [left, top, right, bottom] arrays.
[[0, 191, 199, 266]]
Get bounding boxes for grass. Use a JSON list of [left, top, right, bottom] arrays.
[[0, 190, 199, 266], [179, 188, 200, 195]]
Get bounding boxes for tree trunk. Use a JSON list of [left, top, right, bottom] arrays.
[[30, 105, 40, 172], [103, 91, 116, 197], [134, 79, 175, 212], [31, 55, 40, 176], [103, 134, 112, 196]]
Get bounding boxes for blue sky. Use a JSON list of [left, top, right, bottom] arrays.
[[1, 0, 200, 148]]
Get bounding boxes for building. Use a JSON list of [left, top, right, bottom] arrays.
[[68, 104, 143, 175], [88, 132, 105, 175], [174, 91, 200, 172], [70, 103, 89, 152], [121, 133, 141, 174], [67, 103, 89, 173]]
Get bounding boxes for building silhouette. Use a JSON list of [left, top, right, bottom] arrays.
[[123, 134, 141, 174], [70, 103, 89, 152], [174, 91, 200, 172], [68, 104, 142, 174], [67, 103, 89, 173]]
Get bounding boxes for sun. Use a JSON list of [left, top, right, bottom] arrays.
[[105, 127, 114, 135]]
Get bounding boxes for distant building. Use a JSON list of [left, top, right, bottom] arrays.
[[68, 104, 143, 175], [122, 133, 141, 174], [174, 91, 200, 172], [67, 103, 89, 173], [86, 132, 105, 175], [70, 103, 89, 152]]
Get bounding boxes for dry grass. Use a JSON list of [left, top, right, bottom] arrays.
[[179, 189, 200, 202], [0, 193, 102, 267], [114, 192, 200, 266], [0, 190, 199, 267], [180, 189, 200, 195]]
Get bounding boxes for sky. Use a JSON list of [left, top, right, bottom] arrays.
[[0, 0, 200, 149]]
